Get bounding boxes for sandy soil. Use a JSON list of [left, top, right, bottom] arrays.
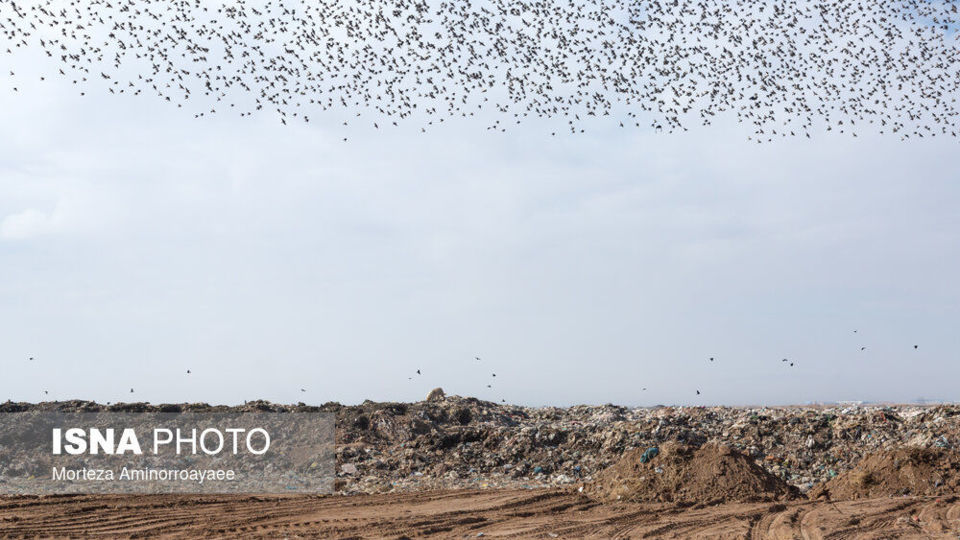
[[2, 489, 959, 538]]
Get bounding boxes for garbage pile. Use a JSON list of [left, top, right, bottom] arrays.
[[809, 447, 960, 500], [583, 442, 799, 504], [329, 396, 960, 495], [0, 405, 336, 495], [4, 396, 960, 496]]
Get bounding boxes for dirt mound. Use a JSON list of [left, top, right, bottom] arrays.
[[584, 442, 800, 504], [585, 442, 799, 504], [810, 447, 960, 500]]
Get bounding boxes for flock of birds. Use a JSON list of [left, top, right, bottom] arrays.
[[28, 331, 921, 401], [1, 0, 948, 402], [692, 331, 921, 397], [1, 0, 960, 139], [408, 356, 505, 402], [29, 354, 508, 403]]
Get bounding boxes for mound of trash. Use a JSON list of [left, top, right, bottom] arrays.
[[810, 447, 960, 500], [5, 398, 960, 494], [585, 442, 800, 504]]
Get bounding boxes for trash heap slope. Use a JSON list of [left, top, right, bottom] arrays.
[[5, 398, 960, 494], [810, 447, 960, 500], [585, 442, 800, 504]]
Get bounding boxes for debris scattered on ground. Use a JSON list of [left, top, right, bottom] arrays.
[[585, 442, 799, 504], [4, 397, 960, 495], [810, 447, 960, 500]]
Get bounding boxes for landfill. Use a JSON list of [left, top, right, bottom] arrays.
[[3, 395, 959, 496]]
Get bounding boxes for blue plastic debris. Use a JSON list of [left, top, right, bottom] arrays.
[[639, 447, 660, 464]]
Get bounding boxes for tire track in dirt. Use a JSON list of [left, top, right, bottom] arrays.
[[3, 490, 960, 538]]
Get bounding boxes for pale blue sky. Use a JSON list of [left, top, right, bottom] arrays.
[[1, 49, 959, 406]]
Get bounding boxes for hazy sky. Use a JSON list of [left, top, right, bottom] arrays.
[[1, 52, 959, 407]]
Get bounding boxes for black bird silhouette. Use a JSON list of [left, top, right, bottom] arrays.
[[696, 390, 701, 395], [1, 0, 958, 140], [416, 369, 421, 375]]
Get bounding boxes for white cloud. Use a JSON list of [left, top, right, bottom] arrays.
[[0, 207, 62, 240]]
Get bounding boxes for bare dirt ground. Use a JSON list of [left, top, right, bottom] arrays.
[[2, 489, 959, 539]]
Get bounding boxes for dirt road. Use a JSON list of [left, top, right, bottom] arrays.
[[2, 489, 958, 538]]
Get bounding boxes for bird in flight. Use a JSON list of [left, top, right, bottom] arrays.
[[0, 0, 956, 140]]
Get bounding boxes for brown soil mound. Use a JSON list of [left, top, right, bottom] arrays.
[[810, 447, 960, 500], [585, 442, 800, 504]]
